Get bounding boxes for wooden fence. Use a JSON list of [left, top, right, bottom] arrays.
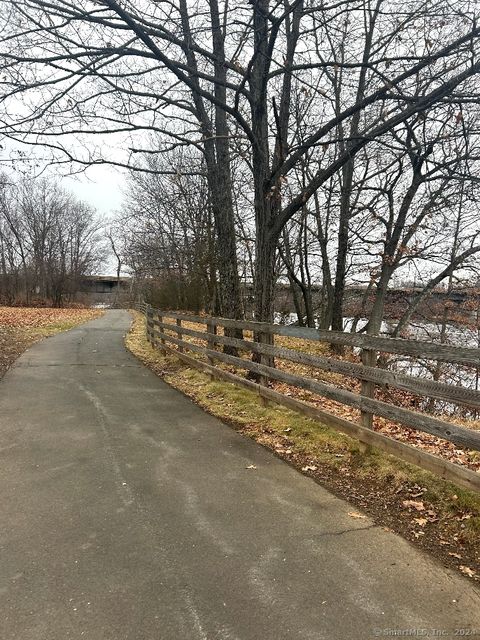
[[137, 303, 480, 493]]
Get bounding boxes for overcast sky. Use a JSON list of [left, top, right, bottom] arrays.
[[62, 164, 125, 218], [62, 166, 126, 275]]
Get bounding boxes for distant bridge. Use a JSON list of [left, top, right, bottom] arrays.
[[79, 275, 132, 304]]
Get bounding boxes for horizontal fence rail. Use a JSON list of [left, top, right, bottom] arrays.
[[139, 304, 480, 493], [152, 309, 480, 366]]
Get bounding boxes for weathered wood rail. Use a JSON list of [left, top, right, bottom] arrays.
[[138, 304, 480, 493]]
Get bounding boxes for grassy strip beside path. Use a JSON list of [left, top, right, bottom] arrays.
[[126, 310, 480, 582]]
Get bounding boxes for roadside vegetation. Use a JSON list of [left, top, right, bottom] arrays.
[[127, 310, 480, 582], [0, 306, 103, 378], [0, 174, 105, 307]]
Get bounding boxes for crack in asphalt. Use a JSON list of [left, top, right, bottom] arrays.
[[310, 523, 377, 538]]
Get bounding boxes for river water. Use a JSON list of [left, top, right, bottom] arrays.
[[273, 313, 480, 405]]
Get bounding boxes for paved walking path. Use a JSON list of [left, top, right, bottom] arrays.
[[0, 310, 479, 640]]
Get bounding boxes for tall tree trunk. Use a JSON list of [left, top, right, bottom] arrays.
[[254, 223, 277, 325], [331, 169, 351, 333], [330, 5, 379, 335], [350, 280, 374, 333], [179, 0, 242, 323], [250, 0, 275, 325], [366, 267, 395, 335], [313, 191, 334, 329], [250, 0, 303, 328], [209, 0, 243, 324], [208, 168, 242, 321], [288, 275, 305, 327]]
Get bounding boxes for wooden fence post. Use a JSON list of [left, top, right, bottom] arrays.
[[145, 304, 153, 345], [257, 331, 274, 407], [360, 347, 376, 430], [158, 314, 166, 355], [206, 320, 217, 379], [176, 318, 184, 353], [258, 331, 272, 388]]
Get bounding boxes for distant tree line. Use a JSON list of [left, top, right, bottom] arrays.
[[0, 174, 104, 306]]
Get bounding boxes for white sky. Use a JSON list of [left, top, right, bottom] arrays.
[[62, 165, 125, 218], [63, 167, 127, 275]]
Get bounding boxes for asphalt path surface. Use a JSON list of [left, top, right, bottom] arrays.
[[0, 310, 479, 640]]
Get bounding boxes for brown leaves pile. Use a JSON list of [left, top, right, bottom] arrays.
[[0, 306, 100, 328]]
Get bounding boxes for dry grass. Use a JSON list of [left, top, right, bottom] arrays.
[[127, 310, 480, 581]]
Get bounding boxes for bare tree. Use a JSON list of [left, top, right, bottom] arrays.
[[119, 152, 216, 313], [2, 1, 480, 323], [0, 174, 104, 305]]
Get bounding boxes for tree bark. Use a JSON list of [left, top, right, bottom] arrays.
[[208, 0, 243, 324], [179, 0, 243, 324]]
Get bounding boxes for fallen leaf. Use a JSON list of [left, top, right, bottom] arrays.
[[414, 518, 428, 527], [459, 566, 476, 578], [402, 500, 425, 511], [348, 512, 367, 520]]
